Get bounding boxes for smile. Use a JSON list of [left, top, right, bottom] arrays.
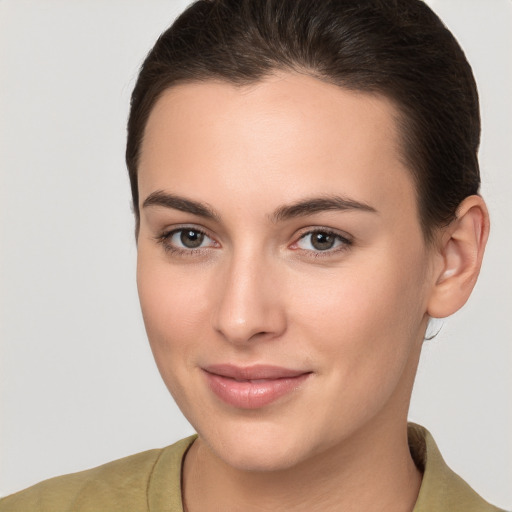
[[203, 364, 312, 409]]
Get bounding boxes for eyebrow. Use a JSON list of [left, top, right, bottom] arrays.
[[270, 196, 378, 222], [142, 191, 377, 222], [142, 191, 220, 220]]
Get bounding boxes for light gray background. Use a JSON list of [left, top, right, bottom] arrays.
[[1, 0, 511, 508]]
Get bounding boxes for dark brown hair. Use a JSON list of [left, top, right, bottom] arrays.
[[126, 0, 480, 241]]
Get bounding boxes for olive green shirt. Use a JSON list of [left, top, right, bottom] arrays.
[[0, 424, 506, 511]]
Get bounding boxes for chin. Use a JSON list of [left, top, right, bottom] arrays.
[[197, 418, 322, 473], [216, 442, 305, 473]]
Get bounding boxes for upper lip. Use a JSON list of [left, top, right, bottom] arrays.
[[204, 364, 310, 381]]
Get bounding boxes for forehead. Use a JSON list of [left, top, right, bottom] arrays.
[[138, 73, 417, 221]]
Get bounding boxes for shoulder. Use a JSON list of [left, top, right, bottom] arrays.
[[0, 449, 164, 512], [409, 424, 508, 512], [0, 436, 196, 512]]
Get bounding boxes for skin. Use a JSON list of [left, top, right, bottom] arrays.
[[136, 73, 489, 511]]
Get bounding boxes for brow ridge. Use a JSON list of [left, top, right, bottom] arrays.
[[142, 191, 377, 223], [142, 191, 219, 220], [271, 195, 377, 222]]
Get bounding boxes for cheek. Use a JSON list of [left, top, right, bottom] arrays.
[[136, 252, 211, 385], [286, 258, 427, 444], [288, 246, 428, 388], [294, 259, 424, 336]]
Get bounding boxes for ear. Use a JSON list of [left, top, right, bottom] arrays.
[[427, 195, 490, 319]]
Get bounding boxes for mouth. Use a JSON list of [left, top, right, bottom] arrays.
[[203, 364, 312, 409]]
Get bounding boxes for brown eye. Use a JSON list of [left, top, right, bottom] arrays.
[[310, 232, 336, 250], [161, 228, 216, 252], [180, 229, 205, 248], [295, 230, 351, 252]]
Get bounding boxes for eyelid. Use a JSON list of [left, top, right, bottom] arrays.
[[289, 227, 353, 253], [154, 224, 352, 257], [156, 224, 220, 254]]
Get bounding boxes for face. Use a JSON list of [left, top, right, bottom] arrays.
[[136, 73, 434, 471]]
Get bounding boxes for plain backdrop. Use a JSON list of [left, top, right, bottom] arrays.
[[1, 0, 511, 508]]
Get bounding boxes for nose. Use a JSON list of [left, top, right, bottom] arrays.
[[212, 251, 287, 345]]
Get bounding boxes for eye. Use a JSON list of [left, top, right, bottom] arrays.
[[294, 230, 351, 252], [158, 227, 218, 253], [172, 229, 207, 249]]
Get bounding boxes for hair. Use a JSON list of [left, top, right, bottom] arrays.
[[126, 0, 480, 242]]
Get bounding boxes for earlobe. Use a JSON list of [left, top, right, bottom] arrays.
[[427, 195, 490, 319]]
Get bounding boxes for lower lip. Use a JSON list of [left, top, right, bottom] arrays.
[[204, 372, 311, 409]]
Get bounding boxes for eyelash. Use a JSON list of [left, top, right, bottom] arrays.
[[156, 227, 217, 256], [155, 227, 353, 257], [292, 228, 353, 258]]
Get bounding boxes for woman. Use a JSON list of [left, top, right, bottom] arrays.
[[1, 0, 508, 510]]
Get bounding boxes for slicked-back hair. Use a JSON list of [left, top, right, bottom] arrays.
[[126, 0, 480, 242]]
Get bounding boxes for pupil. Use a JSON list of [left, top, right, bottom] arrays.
[[312, 232, 334, 250], [180, 230, 204, 248]]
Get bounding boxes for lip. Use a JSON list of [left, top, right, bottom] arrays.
[[203, 364, 312, 409]]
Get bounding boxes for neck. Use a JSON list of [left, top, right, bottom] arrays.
[[182, 419, 422, 512]]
